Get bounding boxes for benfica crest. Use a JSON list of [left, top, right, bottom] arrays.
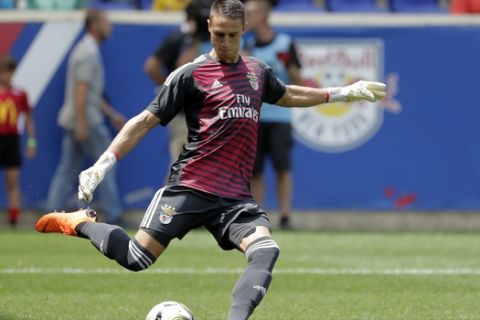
[[159, 204, 176, 224], [247, 72, 259, 91]]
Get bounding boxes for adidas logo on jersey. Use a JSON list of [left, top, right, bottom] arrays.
[[212, 79, 223, 89]]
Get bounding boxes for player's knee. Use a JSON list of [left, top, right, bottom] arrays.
[[245, 237, 280, 268], [124, 239, 157, 272]]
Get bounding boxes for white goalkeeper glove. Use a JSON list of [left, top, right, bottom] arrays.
[[78, 151, 117, 203], [328, 80, 386, 103]]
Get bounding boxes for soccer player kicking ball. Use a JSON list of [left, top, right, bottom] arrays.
[[35, 0, 385, 319]]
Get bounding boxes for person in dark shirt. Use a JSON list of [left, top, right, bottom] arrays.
[[144, 0, 212, 164], [35, 0, 386, 319]]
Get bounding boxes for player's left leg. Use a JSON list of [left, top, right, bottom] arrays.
[[5, 167, 20, 225], [210, 209, 279, 320], [228, 226, 279, 320]]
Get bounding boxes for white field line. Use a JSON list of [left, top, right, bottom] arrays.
[[2, 268, 480, 275]]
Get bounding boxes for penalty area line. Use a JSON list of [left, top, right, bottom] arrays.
[[2, 268, 480, 275]]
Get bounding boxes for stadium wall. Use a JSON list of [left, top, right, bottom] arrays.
[[1, 11, 480, 212]]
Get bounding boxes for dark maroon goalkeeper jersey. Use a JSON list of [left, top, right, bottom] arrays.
[[147, 53, 286, 199]]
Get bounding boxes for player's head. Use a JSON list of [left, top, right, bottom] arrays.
[[0, 55, 16, 87], [84, 9, 112, 42], [208, 0, 246, 63], [245, 0, 272, 32]]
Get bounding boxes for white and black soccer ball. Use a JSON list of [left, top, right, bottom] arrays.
[[145, 301, 194, 320]]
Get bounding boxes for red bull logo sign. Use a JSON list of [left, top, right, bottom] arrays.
[[293, 40, 385, 153]]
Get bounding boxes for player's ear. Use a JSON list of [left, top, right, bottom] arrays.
[[207, 19, 211, 32]]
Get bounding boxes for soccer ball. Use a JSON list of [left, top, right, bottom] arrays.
[[145, 301, 194, 320]]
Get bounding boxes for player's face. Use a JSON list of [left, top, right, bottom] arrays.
[[208, 13, 245, 64], [245, 1, 268, 32]]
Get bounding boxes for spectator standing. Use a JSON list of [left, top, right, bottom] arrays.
[[144, 0, 212, 163], [244, 0, 303, 229], [0, 55, 36, 225], [46, 9, 126, 224]]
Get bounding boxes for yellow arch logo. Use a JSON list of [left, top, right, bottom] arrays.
[[0, 98, 18, 127]]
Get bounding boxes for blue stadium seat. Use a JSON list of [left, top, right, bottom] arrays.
[[275, 0, 324, 12], [326, 0, 387, 12], [389, 0, 447, 13]]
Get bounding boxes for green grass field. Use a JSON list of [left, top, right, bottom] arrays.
[[2, 229, 480, 319]]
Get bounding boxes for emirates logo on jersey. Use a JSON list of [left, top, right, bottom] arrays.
[[247, 72, 259, 91]]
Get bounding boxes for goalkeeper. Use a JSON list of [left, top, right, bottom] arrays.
[[35, 0, 385, 319]]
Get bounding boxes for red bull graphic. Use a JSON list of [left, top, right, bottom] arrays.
[[294, 40, 385, 152]]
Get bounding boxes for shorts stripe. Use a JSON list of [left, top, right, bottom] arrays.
[[140, 187, 165, 228], [245, 239, 279, 258]]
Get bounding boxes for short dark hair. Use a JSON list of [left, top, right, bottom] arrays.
[[84, 9, 104, 31], [210, 0, 245, 25], [0, 55, 17, 72]]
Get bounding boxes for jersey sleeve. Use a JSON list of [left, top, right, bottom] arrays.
[[262, 64, 286, 104], [147, 66, 194, 126], [75, 52, 96, 84]]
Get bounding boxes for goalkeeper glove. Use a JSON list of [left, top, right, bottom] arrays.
[[328, 80, 386, 103], [78, 151, 117, 203]]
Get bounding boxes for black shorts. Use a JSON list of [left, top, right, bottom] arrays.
[[140, 185, 272, 250], [0, 135, 21, 169], [253, 122, 293, 174]]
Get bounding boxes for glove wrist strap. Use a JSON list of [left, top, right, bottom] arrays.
[[94, 151, 117, 173], [326, 87, 346, 103]]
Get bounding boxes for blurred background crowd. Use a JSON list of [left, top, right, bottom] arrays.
[[1, 0, 479, 14]]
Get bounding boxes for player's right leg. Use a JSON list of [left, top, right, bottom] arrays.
[[35, 208, 166, 272]]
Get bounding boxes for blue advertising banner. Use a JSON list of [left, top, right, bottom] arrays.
[[1, 19, 480, 211]]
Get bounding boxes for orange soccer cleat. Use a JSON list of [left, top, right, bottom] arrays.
[[35, 209, 97, 236]]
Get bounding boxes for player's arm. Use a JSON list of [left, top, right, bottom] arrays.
[[276, 81, 387, 108], [108, 110, 160, 159], [78, 110, 161, 203]]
